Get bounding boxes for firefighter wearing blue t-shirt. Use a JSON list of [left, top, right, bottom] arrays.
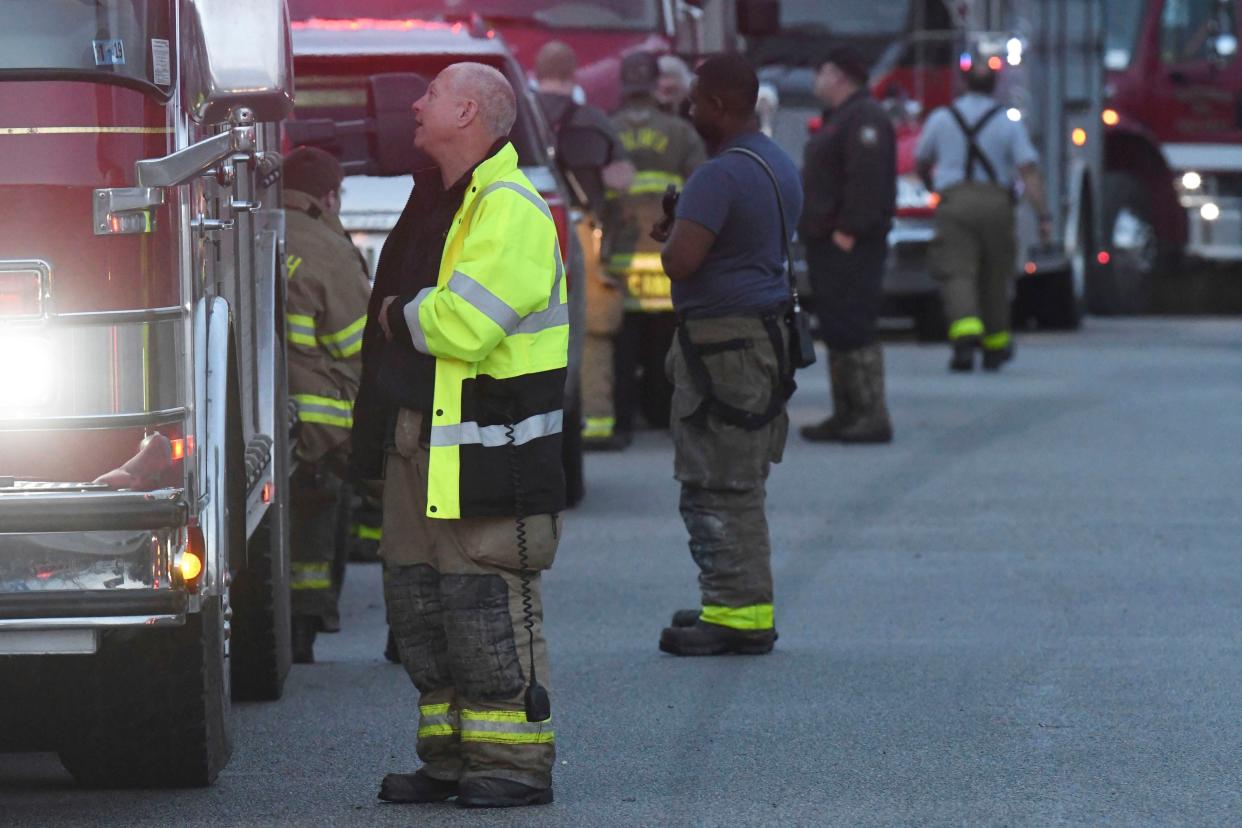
[[654, 56, 803, 658]]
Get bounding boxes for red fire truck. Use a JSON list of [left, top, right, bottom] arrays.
[[288, 0, 778, 110], [0, 0, 295, 786], [1092, 0, 1242, 313]]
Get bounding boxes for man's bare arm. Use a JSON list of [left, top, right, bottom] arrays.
[[660, 218, 717, 282]]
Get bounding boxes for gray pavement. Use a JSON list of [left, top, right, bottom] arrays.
[[3, 318, 1241, 826]]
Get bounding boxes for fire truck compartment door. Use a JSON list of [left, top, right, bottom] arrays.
[[182, 0, 294, 125]]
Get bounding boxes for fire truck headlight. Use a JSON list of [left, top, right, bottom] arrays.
[[0, 334, 53, 409], [1200, 202, 1221, 222], [1007, 108, 1023, 122], [1182, 171, 1203, 191]]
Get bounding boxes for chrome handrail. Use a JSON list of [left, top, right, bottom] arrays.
[[0, 408, 186, 431]]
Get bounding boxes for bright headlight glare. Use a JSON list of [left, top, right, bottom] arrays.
[[1182, 171, 1202, 191], [1007, 108, 1022, 122], [0, 333, 54, 408], [1200, 202, 1221, 221]]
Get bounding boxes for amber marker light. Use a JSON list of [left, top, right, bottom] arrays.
[[1102, 109, 1120, 127], [262, 481, 274, 504], [178, 526, 206, 588], [1072, 128, 1088, 147], [170, 438, 185, 461], [988, 56, 1003, 71]]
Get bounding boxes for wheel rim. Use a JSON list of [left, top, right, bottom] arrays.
[[1111, 207, 1158, 276]]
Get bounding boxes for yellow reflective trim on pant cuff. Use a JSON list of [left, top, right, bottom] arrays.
[[582, 416, 615, 439], [949, 317, 985, 340], [417, 724, 457, 738], [700, 603, 775, 631], [353, 523, 382, 541], [290, 579, 331, 590], [982, 331, 1011, 350], [420, 703, 451, 716]]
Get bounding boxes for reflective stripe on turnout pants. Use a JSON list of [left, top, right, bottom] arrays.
[[380, 408, 560, 788], [928, 183, 1016, 346], [666, 315, 789, 630], [289, 463, 346, 621]]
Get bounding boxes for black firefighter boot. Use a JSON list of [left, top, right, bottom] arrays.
[[800, 350, 852, 442], [949, 335, 980, 372], [457, 777, 554, 808], [982, 337, 1015, 372], [379, 769, 459, 804], [833, 345, 893, 444], [660, 620, 776, 656], [291, 615, 318, 664]]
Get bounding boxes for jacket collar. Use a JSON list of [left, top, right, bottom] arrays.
[[285, 188, 347, 236], [467, 139, 518, 191]]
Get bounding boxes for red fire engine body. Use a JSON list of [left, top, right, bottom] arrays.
[[0, 0, 296, 787], [1094, 0, 1242, 313]]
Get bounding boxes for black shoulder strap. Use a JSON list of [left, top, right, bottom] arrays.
[[552, 99, 580, 135], [722, 147, 796, 299], [947, 104, 1004, 184]]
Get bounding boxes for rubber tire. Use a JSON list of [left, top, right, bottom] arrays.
[[229, 509, 292, 701], [1089, 172, 1159, 315], [562, 391, 585, 508], [57, 597, 232, 788]]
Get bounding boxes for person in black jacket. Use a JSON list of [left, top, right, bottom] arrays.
[[798, 46, 896, 444]]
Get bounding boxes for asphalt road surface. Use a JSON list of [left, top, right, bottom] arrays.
[[3, 318, 1240, 827]]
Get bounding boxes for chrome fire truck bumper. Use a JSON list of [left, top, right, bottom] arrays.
[[1181, 195, 1242, 261], [0, 485, 190, 653]]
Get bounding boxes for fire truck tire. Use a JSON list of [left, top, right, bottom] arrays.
[[229, 508, 292, 701], [56, 597, 231, 788], [1090, 173, 1157, 315], [562, 391, 585, 507]]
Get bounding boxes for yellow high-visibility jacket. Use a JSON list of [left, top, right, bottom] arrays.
[[398, 143, 569, 519], [285, 188, 372, 465]]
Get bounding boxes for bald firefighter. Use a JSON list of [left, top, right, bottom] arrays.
[[283, 146, 372, 664], [607, 52, 706, 440]]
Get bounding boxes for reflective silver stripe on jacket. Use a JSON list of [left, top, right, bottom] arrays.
[[404, 286, 436, 355], [447, 271, 522, 332], [479, 181, 554, 223], [430, 410, 564, 448]]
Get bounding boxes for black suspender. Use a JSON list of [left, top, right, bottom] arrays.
[[947, 104, 1005, 185]]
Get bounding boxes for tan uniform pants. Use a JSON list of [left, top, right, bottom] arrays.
[[381, 409, 560, 789], [928, 183, 1017, 349]]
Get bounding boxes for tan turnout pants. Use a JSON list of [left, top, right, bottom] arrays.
[[928, 183, 1017, 350], [381, 409, 560, 789]]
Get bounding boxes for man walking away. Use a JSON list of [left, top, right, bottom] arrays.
[[799, 46, 897, 444], [283, 147, 371, 663], [353, 62, 568, 809], [915, 52, 1052, 372], [655, 55, 803, 656], [534, 41, 635, 450], [608, 52, 706, 440]]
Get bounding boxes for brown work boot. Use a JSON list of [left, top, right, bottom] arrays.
[[379, 769, 459, 804], [800, 351, 853, 442], [659, 620, 776, 656], [456, 777, 553, 808], [834, 346, 893, 444]]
